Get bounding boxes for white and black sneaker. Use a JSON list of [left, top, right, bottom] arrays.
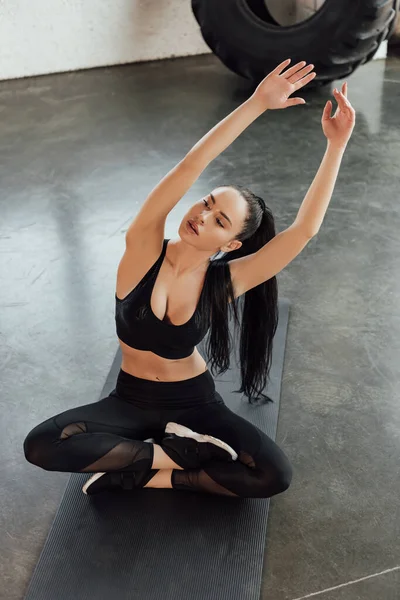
[[161, 422, 238, 470], [82, 468, 158, 495], [82, 437, 158, 495]]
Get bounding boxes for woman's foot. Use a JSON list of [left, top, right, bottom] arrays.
[[161, 422, 238, 469], [82, 469, 159, 495]]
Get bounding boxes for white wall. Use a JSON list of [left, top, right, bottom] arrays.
[[0, 0, 210, 81], [0, 0, 386, 82]]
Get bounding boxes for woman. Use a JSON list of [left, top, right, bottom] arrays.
[[24, 59, 355, 498]]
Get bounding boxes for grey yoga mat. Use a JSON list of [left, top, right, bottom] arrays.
[[24, 297, 290, 600]]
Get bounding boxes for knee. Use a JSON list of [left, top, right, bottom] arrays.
[[23, 420, 57, 470], [259, 461, 293, 498], [276, 462, 293, 493]]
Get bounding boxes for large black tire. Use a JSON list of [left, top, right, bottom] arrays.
[[192, 0, 399, 87]]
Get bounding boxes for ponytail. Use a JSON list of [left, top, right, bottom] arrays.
[[199, 185, 278, 404]]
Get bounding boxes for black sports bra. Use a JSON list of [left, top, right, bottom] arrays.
[[115, 239, 210, 359]]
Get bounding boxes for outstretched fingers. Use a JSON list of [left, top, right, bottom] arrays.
[[322, 82, 355, 121], [285, 62, 314, 82], [333, 85, 355, 117], [271, 58, 317, 90], [281, 60, 307, 78], [293, 70, 316, 90], [270, 58, 292, 75]]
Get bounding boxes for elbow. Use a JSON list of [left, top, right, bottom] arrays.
[[293, 221, 319, 239]]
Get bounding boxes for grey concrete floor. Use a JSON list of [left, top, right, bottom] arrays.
[[1, 53, 400, 600]]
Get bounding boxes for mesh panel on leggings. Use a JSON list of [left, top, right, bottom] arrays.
[[237, 450, 256, 469], [57, 421, 153, 473], [60, 422, 87, 439], [81, 440, 153, 473]]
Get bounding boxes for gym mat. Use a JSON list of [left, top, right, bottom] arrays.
[[24, 297, 290, 600]]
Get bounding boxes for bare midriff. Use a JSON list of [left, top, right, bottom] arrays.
[[118, 338, 208, 381]]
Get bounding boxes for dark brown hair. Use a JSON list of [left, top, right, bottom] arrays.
[[199, 184, 278, 404]]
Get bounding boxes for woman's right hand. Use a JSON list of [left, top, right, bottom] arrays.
[[251, 58, 316, 111], [321, 82, 356, 150]]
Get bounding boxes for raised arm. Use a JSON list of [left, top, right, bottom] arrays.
[[126, 97, 265, 235], [230, 141, 348, 297], [126, 59, 316, 238], [230, 83, 356, 296]]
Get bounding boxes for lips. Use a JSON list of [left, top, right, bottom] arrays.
[[187, 220, 199, 235]]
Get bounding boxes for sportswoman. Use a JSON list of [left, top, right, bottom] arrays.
[[23, 59, 355, 497]]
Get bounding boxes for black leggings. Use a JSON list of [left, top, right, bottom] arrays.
[[23, 368, 293, 498]]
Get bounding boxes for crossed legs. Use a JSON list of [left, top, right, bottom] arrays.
[[24, 391, 292, 498]]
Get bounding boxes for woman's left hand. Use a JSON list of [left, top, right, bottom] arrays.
[[322, 82, 356, 149]]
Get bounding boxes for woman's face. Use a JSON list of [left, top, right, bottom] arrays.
[[178, 186, 248, 253]]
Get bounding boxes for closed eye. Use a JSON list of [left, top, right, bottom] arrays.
[[203, 198, 224, 228]]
